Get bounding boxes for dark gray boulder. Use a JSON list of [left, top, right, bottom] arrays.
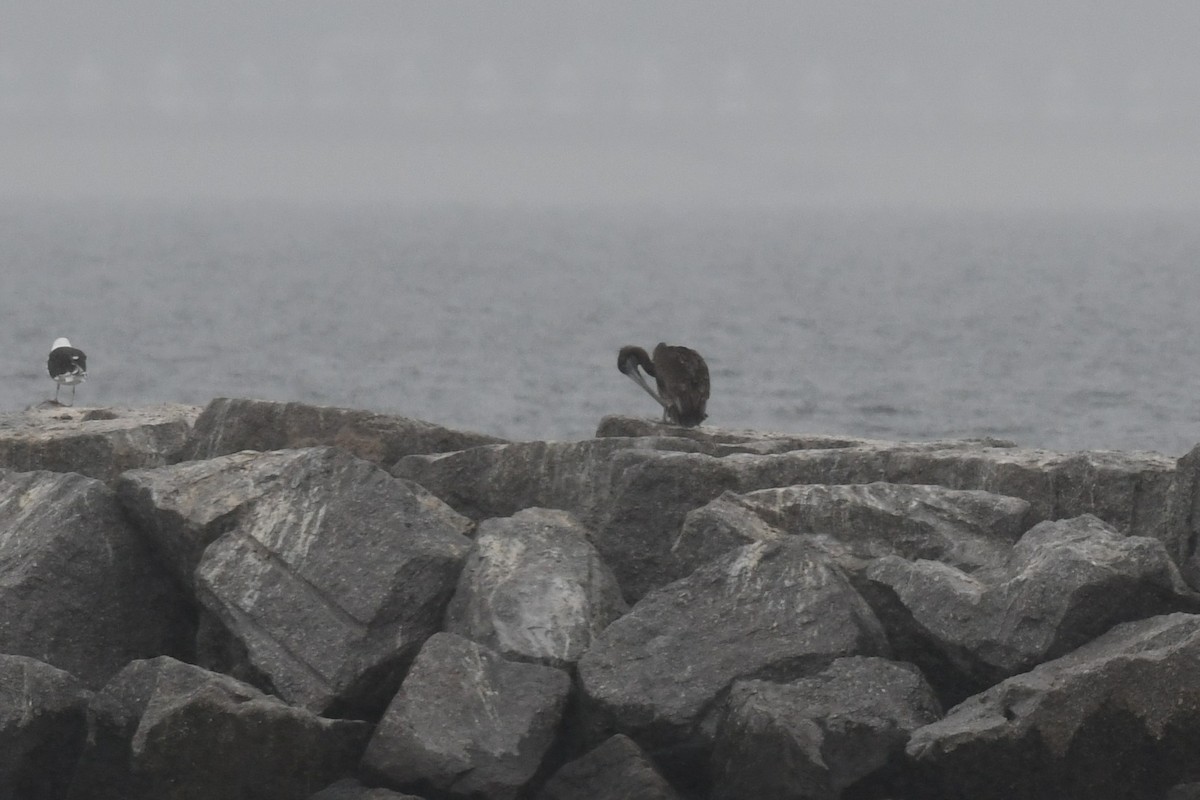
[[710, 657, 942, 800], [181, 397, 505, 464], [116, 449, 312, 590], [907, 613, 1200, 800], [0, 655, 92, 800], [864, 515, 1200, 699], [576, 538, 890, 784], [193, 447, 473, 717], [535, 734, 682, 800], [444, 507, 628, 666], [362, 632, 571, 800], [0, 403, 199, 483], [309, 778, 425, 799], [68, 656, 370, 800], [0, 469, 192, 689], [674, 482, 1033, 577]]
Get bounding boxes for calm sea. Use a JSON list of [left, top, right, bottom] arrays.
[[4, 199, 1199, 456]]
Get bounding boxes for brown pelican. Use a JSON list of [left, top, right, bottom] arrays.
[[47, 337, 87, 406], [617, 342, 709, 426]]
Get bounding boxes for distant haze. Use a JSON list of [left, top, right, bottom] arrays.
[[5, 1, 1199, 208]]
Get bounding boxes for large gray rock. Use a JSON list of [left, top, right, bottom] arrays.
[[0, 403, 200, 482], [674, 482, 1033, 577], [444, 507, 627, 665], [68, 656, 370, 800], [865, 515, 1200, 699], [907, 613, 1200, 800], [181, 397, 505, 464], [0, 655, 92, 800], [116, 449, 313, 590], [0, 469, 192, 689], [535, 734, 682, 800], [362, 632, 571, 800], [711, 657, 942, 800], [194, 447, 473, 716], [399, 436, 1175, 601], [577, 539, 889, 781]]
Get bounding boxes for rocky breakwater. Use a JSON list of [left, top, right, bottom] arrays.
[[4, 399, 1200, 799]]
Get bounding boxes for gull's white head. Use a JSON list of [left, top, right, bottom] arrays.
[[52, 337, 72, 350]]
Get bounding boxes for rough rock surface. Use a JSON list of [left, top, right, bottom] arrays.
[[69, 656, 370, 800], [577, 538, 890, 782], [362, 632, 571, 800], [536, 734, 681, 800], [309, 778, 425, 799], [400, 435, 1175, 601], [444, 507, 628, 665], [1169, 442, 1200, 588], [0, 655, 92, 800], [0, 469, 192, 689], [674, 482, 1033, 578], [711, 657, 942, 800], [865, 514, 1200, 700], [194, 447, 473, 716], [907, 613, 1200, 800], [116, 449, 315, 589], [391, 436, 706, 521], [181, 397, 505, 464], [594, 414, 892, 455], [0, 403, 200, 482], [7, 402, 1200, 798]]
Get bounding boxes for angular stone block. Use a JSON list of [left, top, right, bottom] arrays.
[[444, 507, 627, 665], [194, 447, 473, 716], [363, 633, 570, 800]]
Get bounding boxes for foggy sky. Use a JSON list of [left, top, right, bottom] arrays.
[[4, 1, 1199, 208]]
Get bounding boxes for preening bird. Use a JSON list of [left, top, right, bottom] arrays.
[[617, 342, 709, 427], [47, 338, 87, 406]]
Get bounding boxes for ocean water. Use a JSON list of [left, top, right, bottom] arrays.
[[4, 199, 1200, 456]]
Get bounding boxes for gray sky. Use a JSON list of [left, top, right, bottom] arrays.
[[4, 1, 1199, 208]]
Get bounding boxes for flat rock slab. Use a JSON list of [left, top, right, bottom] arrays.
[[0, 404, 200, 482], [181, 397, 505, 464], [675, 482, 1033, 577], [577, 539, 890, 764], [907, 613, 1200, 800], [711, 657, 942, 800], [444, 507, 628, 665], [595, 415, 898, 455], [69, 656, 370, 800], [363, 632, 571, 800], [194, 447, 474, 716], [0, 469, 192, 689], [866, 515, 1200, 699], [0, 654, 93, 800], [536, 734, 682, 800]]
